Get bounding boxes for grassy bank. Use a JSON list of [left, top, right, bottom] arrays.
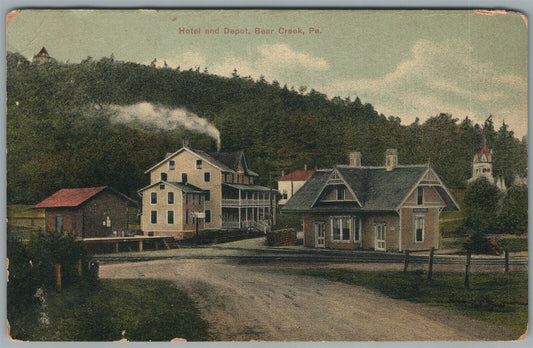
[[8, 279, 210, 342], [441, 236, 528, 252], [282, 269, 528, 336]]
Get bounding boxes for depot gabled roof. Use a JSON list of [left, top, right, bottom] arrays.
[[282, 165, 459, 214]]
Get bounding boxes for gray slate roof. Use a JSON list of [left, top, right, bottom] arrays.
[[145, 147, 258, 176], [282, 165, 457, 213]]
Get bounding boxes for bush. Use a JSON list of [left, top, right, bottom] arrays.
[[463, 229, 502, 255], [27, 232, 91, 289], [266, 229, 296, 246], [497, 185, 528, 235]]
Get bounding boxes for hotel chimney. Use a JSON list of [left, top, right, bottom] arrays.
[[385, 149, 398, 171], [348, 151, 362, 167]]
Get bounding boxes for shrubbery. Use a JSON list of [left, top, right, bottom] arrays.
[[7, 232, 95, 337]]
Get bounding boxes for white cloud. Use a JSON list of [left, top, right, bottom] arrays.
[[257, 43, 329, 71], [146, 44, 328, 82], [323, 39, 528, 137]]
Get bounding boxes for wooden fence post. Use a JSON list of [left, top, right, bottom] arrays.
[[55, 263, 62, 290], [427, 247, 434, 280], [504, 249, 509, 273], [464, 250, 471, 289], [403, 250, 410, 273]]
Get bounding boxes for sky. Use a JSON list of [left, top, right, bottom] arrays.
[[6, 9, 529, 138]]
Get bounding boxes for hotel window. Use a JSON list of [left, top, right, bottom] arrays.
[[205, 210, 211, 223], [151, 192, 157, 204], [167, 211, 174, 224], [415, 216, 424, 242], [185, 209, 189, 224], [205, 190, 211, 201], [205, 172, 210, 182], [182, 173, 188, 183], [417, 187, 423, 205], [169, 160, 175, 170], [161, 172, 167, 181], [151, 211, 157, 224], [331, 217, 350, 241], [196, 159, 202, 169], [168, 192, 174, 204], [283, 190, 288, 200]]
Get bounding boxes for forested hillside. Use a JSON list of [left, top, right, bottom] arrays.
[[6, 52, 527, 203]]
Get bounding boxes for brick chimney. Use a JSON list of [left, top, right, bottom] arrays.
[[348, 151, 362, 167], [385, 149, 398, 171]]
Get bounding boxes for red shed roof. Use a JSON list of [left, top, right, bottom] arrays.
[[278, 170, 316, 182], [33, 186, 108, 208]]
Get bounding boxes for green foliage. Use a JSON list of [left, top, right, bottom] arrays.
[[26, 232, 89, 289], [497, 185, 528, 235], [462, 177, 501, 234], [496, 238, 528, 252], [7, 236, 40, 309], [9, 279, 210, 341], [6, 52, 528, 203], [283, 269, 527, 336]]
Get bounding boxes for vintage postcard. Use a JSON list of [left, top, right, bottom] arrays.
[[4, 9, 528, 343]]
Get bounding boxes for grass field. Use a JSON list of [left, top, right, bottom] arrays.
[[280, 269, 528, 336], [7, 204, 45, 228], [8, 279, 210, 342]]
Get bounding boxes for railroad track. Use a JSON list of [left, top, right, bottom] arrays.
[[95, 248, 528, 266]]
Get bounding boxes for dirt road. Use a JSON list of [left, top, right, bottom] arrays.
[[99, 257, 518, 341]]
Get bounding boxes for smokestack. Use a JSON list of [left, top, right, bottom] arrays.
[[348, 151, 362, 167], [385, 149, 398, 171]]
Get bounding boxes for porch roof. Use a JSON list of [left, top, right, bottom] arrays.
[[223, 183, 274, 192]]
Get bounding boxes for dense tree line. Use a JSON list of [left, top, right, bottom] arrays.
[[6, 52, 527, 203]]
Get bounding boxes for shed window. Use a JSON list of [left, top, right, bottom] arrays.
[[151, 192, 157, 204], [102, 216, 111, 227], [55, 215, 63, 233]]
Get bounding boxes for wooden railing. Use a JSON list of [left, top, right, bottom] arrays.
[[221, 199, 271, 207]]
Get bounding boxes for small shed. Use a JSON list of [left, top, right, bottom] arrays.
[[33, 186, 138, 238]]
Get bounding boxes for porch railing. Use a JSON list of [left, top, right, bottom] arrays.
[[221, 199, 271, 207]]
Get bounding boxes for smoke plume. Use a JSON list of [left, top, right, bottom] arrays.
[[108, 102, 221, 151]]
